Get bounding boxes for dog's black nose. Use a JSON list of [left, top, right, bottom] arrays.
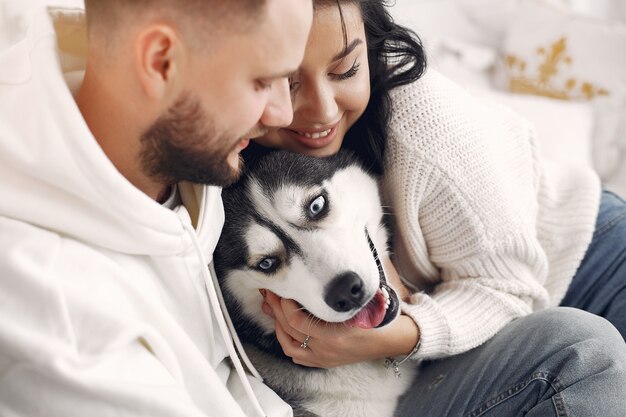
[[324, 272, 366, 312]]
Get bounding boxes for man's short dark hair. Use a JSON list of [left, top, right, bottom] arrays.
[[84, 0, 266, 42]]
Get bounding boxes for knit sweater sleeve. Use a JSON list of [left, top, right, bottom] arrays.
[[383, 70, 551, 360]]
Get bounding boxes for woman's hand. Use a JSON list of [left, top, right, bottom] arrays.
[[261, 290, 420, 368]]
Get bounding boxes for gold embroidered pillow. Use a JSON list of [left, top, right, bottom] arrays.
[[495, 0, 626, 196], [496, 0, 626, 102]]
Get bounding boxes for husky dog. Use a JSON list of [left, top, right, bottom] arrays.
[[214, 149, 415, 417]]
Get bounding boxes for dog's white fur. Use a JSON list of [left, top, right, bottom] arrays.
[[217, 155, 416, 417], [227, 166, 388, 324]]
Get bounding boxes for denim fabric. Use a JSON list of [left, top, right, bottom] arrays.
[[561, 190, 626, 339], [394, 191, 626, 416], [394, 308, 626, 417]]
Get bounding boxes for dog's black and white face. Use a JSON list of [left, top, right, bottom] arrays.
[[215, 150, 400, 336]]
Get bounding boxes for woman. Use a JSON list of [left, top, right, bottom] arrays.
[[251, 0, 626, 415]]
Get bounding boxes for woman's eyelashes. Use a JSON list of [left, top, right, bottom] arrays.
[[288, 59, 361, 93], [332, 59, 360, 81]]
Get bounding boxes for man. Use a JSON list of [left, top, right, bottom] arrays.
[[0, 0, 312, 415]]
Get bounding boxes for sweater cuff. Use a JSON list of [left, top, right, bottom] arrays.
[[400, 293, 453, 360]]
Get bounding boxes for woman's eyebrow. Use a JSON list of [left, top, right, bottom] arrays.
[[331, 38, 363, 62]]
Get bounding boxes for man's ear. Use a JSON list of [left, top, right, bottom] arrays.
[[134, 25, 182, 101]]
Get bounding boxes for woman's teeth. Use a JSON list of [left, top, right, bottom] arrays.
[[297, 128, 332, 139]]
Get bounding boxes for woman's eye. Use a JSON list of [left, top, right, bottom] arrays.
[[333, 60, 360, 81], [257, 257, 278, 272], [308, 195, 326, 217]]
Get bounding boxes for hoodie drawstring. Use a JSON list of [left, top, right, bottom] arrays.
[[183, 223, 267, 417], [208, 262, 265, 382]]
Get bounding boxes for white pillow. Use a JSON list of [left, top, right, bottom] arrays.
[[475, 87, 595, 168], [495, 0, 626, 194], [389, 0, 492, 47], [496, 0, 626, 101], [454, 0, 566, 47]]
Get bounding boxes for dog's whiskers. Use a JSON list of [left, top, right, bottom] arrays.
[[304, 312, 320, 334]]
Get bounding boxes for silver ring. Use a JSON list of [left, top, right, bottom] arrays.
[[300, 335, 311, 349]]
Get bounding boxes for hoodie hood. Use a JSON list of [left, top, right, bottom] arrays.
[[0, 2, 224, 256]]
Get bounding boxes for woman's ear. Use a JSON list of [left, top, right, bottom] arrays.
[[134, 24, 182, 101]]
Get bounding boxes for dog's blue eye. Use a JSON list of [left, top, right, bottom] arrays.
[[258, 257, 277, 271], [309, 195, 325, 216]]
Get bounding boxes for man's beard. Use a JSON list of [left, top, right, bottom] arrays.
[[140, 93, 243, 188]]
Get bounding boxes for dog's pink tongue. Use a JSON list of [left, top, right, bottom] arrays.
[[346, 290, 386, 329]]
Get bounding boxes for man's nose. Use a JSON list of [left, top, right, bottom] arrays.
[[260, 78, 294, 128]]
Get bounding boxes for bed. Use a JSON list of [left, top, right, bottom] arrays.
[[390, 0, 626, 198]]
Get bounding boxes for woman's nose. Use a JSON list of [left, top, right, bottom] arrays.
[[296, 80, 338, 125]]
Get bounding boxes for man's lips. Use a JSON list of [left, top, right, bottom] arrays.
[[237, 127, 266, 151], [236, 138, 250, 151]]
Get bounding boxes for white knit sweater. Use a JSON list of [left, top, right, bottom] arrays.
[[383, 70, 601, 360]]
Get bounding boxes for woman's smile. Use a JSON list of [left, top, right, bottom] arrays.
[[283, 123, 340, 149], [254, 2, 370, 157]]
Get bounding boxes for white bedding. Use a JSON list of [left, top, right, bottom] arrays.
[[389, 0, 626, 198]]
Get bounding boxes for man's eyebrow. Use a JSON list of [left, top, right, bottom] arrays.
[[331, 38, 363, 62], [266, 69, 299, 81]]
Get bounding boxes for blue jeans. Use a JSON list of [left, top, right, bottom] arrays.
[[561, 190, 626, 338], [395, 191, 626, 416], [394, 308, 626, 416]]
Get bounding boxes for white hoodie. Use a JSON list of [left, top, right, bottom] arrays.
[[0, 1, 291, 416]]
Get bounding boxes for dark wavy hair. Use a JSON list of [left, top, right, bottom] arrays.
[[325, 0, 427, 175]]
